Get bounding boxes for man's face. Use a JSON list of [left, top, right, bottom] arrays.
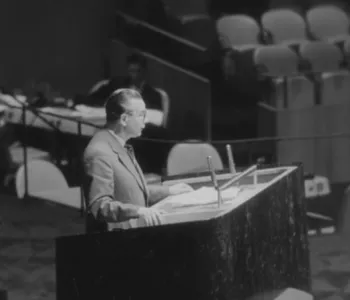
[[122, 97, 147, 138], [127, 63, 144, 85]]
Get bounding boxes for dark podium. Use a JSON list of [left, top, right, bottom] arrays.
[[56, 164, 310, 300]]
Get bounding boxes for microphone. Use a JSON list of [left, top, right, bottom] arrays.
[[226, 144, 236, 174], [207, 156, 223, 208]]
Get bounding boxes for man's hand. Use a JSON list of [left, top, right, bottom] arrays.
[[137, 207, 166, 226], [169, 183, 194, 195]]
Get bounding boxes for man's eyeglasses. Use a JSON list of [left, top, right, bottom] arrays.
[[124, 110, 147, 121]]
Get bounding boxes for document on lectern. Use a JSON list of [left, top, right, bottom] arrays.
[[158, 186, 241, 209]]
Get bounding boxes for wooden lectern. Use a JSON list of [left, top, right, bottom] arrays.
[[56, 164, 310, 300]]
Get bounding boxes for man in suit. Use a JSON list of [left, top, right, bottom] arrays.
[[83, 88, 192, 232]]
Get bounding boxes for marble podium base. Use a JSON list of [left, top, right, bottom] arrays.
[[56, 164, 310, 300]]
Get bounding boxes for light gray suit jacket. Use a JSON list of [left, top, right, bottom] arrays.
[[83, 129, 169, 231]]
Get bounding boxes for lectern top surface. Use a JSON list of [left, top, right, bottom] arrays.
[[151, 166, 298, 226]]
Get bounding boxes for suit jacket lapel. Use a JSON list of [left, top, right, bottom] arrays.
[[119, 152, 146, 191], [105, 130, 147, 194]]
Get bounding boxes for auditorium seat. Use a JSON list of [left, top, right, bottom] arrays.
[[254, 45, 299, 78], [261, 8, 308, 45], [216, 14, 261, 50], [177, 14, 216, 48], [306, 4, 350, 41], [299, 41, 343, 72], [254, 45, 299, 112], [9, 144, 50, 166], [166, 141, 223, 176], [15, 159, 82, 210]]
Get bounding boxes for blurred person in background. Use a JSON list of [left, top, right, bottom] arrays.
[[87, 53, 163, 112]]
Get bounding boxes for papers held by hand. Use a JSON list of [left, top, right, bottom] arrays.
[[168, 186, 241, 208]]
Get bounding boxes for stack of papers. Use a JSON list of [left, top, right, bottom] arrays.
[[166, 186, 241, 208]]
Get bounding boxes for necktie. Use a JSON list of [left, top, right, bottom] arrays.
[[124, 144, 136, 164], [125, 144, 149, 206], [125, 144, 144, 181]]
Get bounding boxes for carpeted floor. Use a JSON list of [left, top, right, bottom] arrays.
[[0, 193, 350, 300]]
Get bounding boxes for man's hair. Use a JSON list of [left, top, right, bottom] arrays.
[[105, 88, 142, 122], [126, 53, 147, 69]]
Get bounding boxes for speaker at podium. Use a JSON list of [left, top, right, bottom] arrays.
[[56, 162, 311, 300]]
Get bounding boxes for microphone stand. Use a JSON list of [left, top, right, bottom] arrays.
[[207, 156, 223, 208]]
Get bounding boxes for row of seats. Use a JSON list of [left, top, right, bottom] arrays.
[[221, 41, 350, 109], [254, 42, 348, 75], [254, 43, 350, 180], [215, 6, 350, 182], [115, 3, 350, 80], [217, 4, 350, 50]]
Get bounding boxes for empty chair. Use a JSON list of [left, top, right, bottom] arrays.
[[179, 14, 216, 48], [166, 141, 223, 176], [15, 159, 82, 209], [216, 14, 261, 50], [254, 45, 299, 77], [299, 41, 343, 72], [261, 8, 308, 45], [254, 45, 299, 110], [9, 144, 50, 165], [307, 4, 350, 40]]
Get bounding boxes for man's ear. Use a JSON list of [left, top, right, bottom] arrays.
[[120, 113, 128, 126]]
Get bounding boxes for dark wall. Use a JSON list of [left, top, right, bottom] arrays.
[[0, 0, 115, 96]]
